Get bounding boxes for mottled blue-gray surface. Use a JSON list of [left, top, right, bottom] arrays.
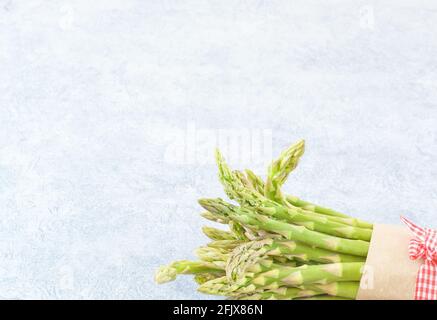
[[1, 0, 437, 299]]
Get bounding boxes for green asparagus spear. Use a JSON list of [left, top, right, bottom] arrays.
[[200, 198, 369, 256], [202, 227, 236, 241], [199, 264, 362, 298], [234, 287, 321, 300], [244, 169, 265, 194], [265, 139, 305, 204], [194, 273, 224, 285], [234, 282, 359, 300], [231, 207, 369, 256], [249, 262, 364, 287], [243, 169, 373, 229], [228, 221, 250, 240], [155, 140, 376, 301], [255, 200, 372, 241], [238, 141, 373, 229], [249, 239, 365, 264], [200, 211, 229, 224], [214, 151, 372, 240], [295, 295, 353, 300], [155, 260, 225, 284], [285, 195, 373, 229], [300, 281, 359, 299], [207, 240, 245, 250], [196, 246, 230, 262]]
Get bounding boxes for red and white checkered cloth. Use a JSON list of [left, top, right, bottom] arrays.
[[400, 216, 437, 300]]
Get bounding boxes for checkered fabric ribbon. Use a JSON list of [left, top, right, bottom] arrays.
[[400, 216, 437, 300]]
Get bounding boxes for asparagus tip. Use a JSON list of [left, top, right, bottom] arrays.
[[155, 265, 177, 284]]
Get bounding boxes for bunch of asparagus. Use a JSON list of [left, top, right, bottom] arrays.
[[155, 140, 373, 300]]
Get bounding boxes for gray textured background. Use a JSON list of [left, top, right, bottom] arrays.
[[1, 0, 437, 299]]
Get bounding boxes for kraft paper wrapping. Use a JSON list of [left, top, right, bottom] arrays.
[[357, 224, 421, 300]]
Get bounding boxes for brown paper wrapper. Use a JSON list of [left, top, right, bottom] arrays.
[[357, 223, 420, 300]]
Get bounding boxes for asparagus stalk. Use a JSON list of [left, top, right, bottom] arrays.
[[242, 168, 373, 230], [244, 169, 265, 194], [196, 239, 362, 298], [207, 240, 245, 250], [235, 208, 369, 256], [214, 152, 372, 240], [286, 195, 373, 229], [295, 295, 353, 300], [200, 211, 229, 224], [256, 239, 365, 264], [234, 282, 359, 300], [197, 246, 293, 274], [196, 247, 230, 262], [202, 227, 237, 241], [242, 143, 373, 229], [197, 276, 255, 296], [228, 221, 250, 240], [194, 273, 224, 285], [301, 281, 359, 299], [264, 139, 305, 204], [249, 262, 364, 287], [199, 262, 363, 298], [198, 276, 358, 299], [200, 198, 369, 257], [155, 140, 376, 300], [234, 287, 321, 300], [235, 172, 373, 230], [155, 260, 225, 284], [241, 173, 262, 195], [271, 257, 298, 266], [225, 241, 364, 286], [255, 200, 372, 241], [222, 237, 365, 274]]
